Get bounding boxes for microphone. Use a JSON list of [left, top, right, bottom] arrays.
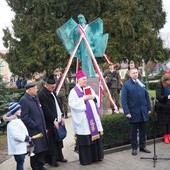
[[136, 79, 145, 88]]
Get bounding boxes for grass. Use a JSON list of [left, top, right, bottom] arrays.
[[0, 132, 10, 164], [0, 133, 7, 145], [0, 133, 7, 150], [148, 90, 156, 98]]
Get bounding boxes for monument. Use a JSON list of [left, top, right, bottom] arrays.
[[56, 14, 108, 77], [56, 14, 118, 112]]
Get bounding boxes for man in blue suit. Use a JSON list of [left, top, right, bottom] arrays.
[[121, 68, 151, 156]]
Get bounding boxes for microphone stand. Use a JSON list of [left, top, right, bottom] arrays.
[[139, 86, 170, 167]]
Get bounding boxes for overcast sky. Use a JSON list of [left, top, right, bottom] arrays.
[[0, 0, 170, 50]]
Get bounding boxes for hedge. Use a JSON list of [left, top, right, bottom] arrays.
[[101, 113, 162, 150]]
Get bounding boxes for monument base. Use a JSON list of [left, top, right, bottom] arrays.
[[87, 77, 110, 115]]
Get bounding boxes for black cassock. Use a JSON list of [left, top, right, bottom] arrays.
[[77, 134, 104, 165]]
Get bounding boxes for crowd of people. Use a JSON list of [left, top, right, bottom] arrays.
[[4, 67, 104, 169], [2, 61, 170, 169], [4, 68, 70, 170]]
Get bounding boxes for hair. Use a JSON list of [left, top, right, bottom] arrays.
[[54, 68, 63, 73], [114, 64, 119, 70], [129, 67, 138, 72], [46, 75, 56, 84], [161, 74, 170, 86], [129, 60, 134, 65]]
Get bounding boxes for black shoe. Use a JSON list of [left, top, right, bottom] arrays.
[[58, 159, 68, 163], [81, 162, 91, 166], [140, 148, 151, 153], [132, 149, 137, 156], [41, 167, 47, 170], [48, 162, 59, 167]]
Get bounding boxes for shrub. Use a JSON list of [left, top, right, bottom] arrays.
[[0, 89, 24, 116], [0, 75, 24, 116], [101, 113, 162, 150], [101, 114, 130, 149], [145, 82, 158, 90]]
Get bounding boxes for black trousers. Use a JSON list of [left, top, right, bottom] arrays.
[[162, 124, 170, 135], [129, 122, 147, 150], [30, 151, 46, 170]]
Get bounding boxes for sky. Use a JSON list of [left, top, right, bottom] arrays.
[[0, 0, 14, 51], [0, 0, 170, 50]]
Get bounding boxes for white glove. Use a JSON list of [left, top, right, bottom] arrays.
[[148, 111, 152, 114], [126, 114, 132, 118], [168, 95, 170, 99]]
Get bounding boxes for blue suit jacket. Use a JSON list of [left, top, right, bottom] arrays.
[[121, 79, 151, 123]]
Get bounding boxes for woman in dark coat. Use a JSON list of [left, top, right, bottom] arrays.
[[155, 74, 170, 144]]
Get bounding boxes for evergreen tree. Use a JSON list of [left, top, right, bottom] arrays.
[[0, 75, 21, 116], [2, 0, 167, 76], [0, 75, 8, 115]]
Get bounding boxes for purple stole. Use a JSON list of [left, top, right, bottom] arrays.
[[74, 86, 100, 141]]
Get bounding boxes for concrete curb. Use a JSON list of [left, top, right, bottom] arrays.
[[104, 137, 163, 155]]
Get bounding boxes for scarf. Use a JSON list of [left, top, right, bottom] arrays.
[[164, 86, 170, 96], [51, 92, 62, 122]]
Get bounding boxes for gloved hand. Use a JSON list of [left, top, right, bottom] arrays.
[[27, 141, 35, 157], [126, 114, 132, 118], [148, 111, 152, 114]]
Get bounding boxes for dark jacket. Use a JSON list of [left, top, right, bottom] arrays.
[[38, 87, 64, 129], [121, 79, 151, 123], [103, 70, 121, 89], [38, 87, 64, 155], [19, 93, 48, 153], [155, 82, 170, 124], [55, 76, 69, 97], [16, 78, 27, 89]]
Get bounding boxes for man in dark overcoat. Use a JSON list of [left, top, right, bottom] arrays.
[[38, 75, 67, 167], [121, 68, 151, 156], [20, 82, 48, 170]]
